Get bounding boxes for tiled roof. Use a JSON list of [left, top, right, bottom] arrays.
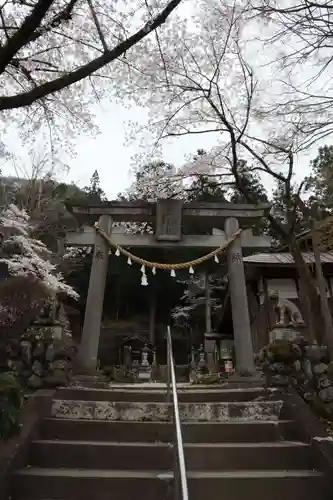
[[244, 252, 333, 265]]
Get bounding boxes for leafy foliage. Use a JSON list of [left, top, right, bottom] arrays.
[[0, 372, 23, 441], [307, 145, 333, 211], [0, 276, 50, 369], [172, 273, 227, 330], [185, 175, 228, 203]]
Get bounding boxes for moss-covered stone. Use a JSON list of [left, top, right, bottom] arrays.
[[26, 374, 43, 389], [259, 338, 333, 421], [327, 361, 333, 383]]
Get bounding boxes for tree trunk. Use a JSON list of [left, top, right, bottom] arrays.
[[289, 236, 325, 343], [297, 279, 316, 343], [313, 227, 333, 357]]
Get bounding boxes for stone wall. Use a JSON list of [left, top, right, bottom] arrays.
[[6, 326, 76, 390], [258, 338, 333, 420]]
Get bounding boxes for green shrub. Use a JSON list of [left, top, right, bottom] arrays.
[[0, 372, 23, 441]]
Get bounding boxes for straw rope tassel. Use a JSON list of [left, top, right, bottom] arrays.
[[94, 223, 242, 270]]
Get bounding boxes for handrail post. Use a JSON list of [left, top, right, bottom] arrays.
[[174, 443, 181, 500], [165, 325, 189, 500], [167, 334, 171, 402]]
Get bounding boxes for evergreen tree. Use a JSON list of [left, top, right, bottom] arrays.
[[307, 145, 333, 211], [185, 175, 228, 202], [84, 170, 106, 203], [230, 170, 268, 205]]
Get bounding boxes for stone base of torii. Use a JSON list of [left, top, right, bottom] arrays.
[[63, 200, 271, 376]]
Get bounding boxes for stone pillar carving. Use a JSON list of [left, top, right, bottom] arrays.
[[225, 217, 255, 374], [76, 215, 112, 374], [204, 271, 216, 371]]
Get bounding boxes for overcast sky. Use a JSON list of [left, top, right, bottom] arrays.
[[0, 97, 227, 200], [1, 97, 319, 201], [63, 100, 320, 200], [69, 101, 230, 199]]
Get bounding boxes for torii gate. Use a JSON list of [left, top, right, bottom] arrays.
[[63, 200, 271, 375]]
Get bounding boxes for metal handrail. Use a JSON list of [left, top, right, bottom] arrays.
[[166, 325, 189, 500]]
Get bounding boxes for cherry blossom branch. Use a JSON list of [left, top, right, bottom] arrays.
[[0, 0, 54, 74], [0, 0, 184, 110], [87, 0, 108, 52]]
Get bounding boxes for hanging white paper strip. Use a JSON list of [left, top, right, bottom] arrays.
[[141, 273, 148, 286], [170, 269, 176, 278], [115, 248, 120, 257], [214, 254, 219, 263], [127, 257, 132, 265], [189, 266, 194, 274]]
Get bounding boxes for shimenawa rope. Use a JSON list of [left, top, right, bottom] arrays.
[[94, 223, 242, 270]]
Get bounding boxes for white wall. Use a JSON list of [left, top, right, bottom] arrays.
[[267, 277, 331, 299], [266, 278, 298, 299]]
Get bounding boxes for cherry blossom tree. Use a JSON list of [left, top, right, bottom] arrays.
[[115, 1, 293, 173], [249, 0, 333, 146], [0, 0, 185, 157], [116, 160, 183, 234], [115, 0, 312, 238], [0, 203, 78, 299], [125, 161, 180, 201], [0, 0, 184, 110], [112, 0, 329, 343]]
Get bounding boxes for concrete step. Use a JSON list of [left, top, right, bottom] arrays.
[[40, 418, 295, 443], [51, 399, 283, 422], [56, 386, 277, 403], [12, 468, 328, 500], [28, 439, 313, 471]]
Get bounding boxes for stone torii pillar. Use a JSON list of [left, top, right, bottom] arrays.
[[225, 217, 255, 374], [75, 215, 112, 374]]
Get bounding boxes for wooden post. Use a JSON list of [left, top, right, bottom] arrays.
[[205, 271, 212, 335], [312, 221, 333, 355], [204, 271, 216, 371]]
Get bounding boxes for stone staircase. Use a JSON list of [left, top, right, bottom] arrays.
[[9, 384, 330, 500]]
